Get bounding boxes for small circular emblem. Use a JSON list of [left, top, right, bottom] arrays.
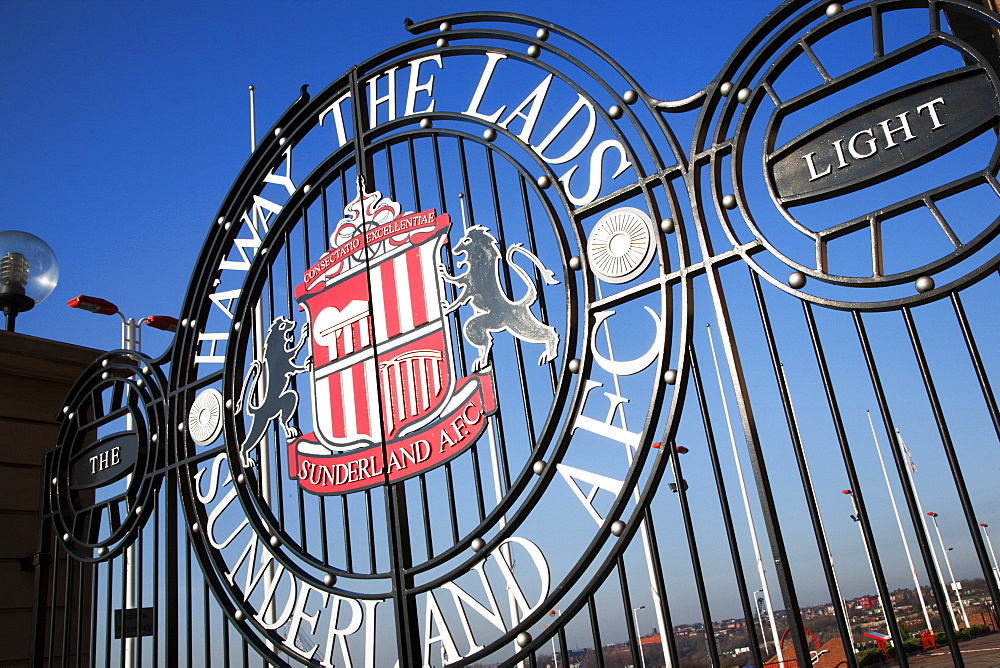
[[586, 207, 655, 284]]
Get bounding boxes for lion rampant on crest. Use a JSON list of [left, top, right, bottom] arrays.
[[439, 225, 560, 371]]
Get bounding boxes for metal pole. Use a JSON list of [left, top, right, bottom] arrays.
[[249, 85, 257, 151], [782, 364, 852, 642], [121, 314, 138, 668], [929, 514, 970, 627], [982, 524, 1000, 590], [844, 490, 891, 635], [594, 281, 672, 668], [706, 324, 782, 664], [632, 606, 646, 668], [899, 432, 959, 632], [867, 412, 933, 634]]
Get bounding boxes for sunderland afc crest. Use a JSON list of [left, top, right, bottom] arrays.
[[238, 185, 560, 495]]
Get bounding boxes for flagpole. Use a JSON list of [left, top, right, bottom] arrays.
[[706, 324, 782, 665], [867, 412, 932, 633], [842, 489, 891, 635], [896, 430, 959, 631]]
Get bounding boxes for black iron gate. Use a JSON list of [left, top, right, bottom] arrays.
[[33, 1, 999, 666]]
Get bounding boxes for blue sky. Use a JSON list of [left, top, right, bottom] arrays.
[[3, 0, 998, 654], [1, 0, 768, 354]]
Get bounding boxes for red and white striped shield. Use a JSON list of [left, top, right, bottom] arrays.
[[296, 209, 454, 446]]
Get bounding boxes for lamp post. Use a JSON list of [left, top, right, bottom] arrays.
[[632, 605, 646, 668], [842, 490, 891, 634], [981, 524, 1000, 590], [0, 230, 59, 332], [927, 513, 970, 627], [67, 294, 176, 667]]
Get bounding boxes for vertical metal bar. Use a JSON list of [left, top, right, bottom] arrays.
[[852, 310, 962, 664], [802, 302, 906, 662], [749, 271, 855, 663], [587, 596, 606, 668], [950, 292, 1000, 438], [617, 556, 642, 668], [687, 343, 763, 666], [419, 474, 434, 559], [901, 306, 1000, 617], [668, 438, 720, 665], [341, 494, 353, 573], [637, 506, 681, 667]]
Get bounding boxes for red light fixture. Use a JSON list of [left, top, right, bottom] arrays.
[[67, 295, 119, 316], [927, 512, 938, 517], [144, 315, 179, 333]]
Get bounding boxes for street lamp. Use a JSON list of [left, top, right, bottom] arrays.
[[547, 608, 561, 668], [753, 589, 769, 654], [67, 295, 177, 351], [632, 605, 646, 668], [981, 524, 1000, 590], [927, 512, 970, 627], [66, 294, 176, 667], [0, 230, 59, 332]]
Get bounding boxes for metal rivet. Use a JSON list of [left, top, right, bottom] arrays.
[[235, 610, 245, 621], [788, 272, 807, 289], [623, 90, 638, 105], [234, 322, 241, 331], [720, 82, 734, 97], [527, 44, 541, 58], [537, 175, 552, 189], [568, 256, 582, 271], [663, 369, 678, 385], [278, 137, 286, 146], [97, 546, 108, 557], [436, 37, 448, 48], [260, 247, 268, 256], [302, 184, 311, 194], [51, 477, 58, 485], [187, 319, 196, 329], [225, 399, 233, 409], [608, 105, 623, 120], [471, 537, 486, 552], [274, 127, 282, 136], [420, 118, 432, 129], [237, 474, 245, 484], [191, 523, 200, 534], [224, 222, 232, 230], [102, 372, 110, 380], [915, 276, 935, 293], [827, 3, 843, 17], [737, 88, 752, 104], [660, 218, 675, 234], [217, 217, 225, 225], [137, 379, 145, 387], [181, 318, 188, 327], [62, 406, 69, 414], [483, 128, 497, 142], [721, 194, 738, 210], [151, 434, 158, 443], [68, 412, 75, 420], [535, 27, 549, 41], [102, 359, 110, 368], [324, 573, 337, 587], [178, 423, 185, 432], [142, 365, 150, 374], [439, 21, 451, 31], [568, 358, 581, 374], [516, 631, 532, 647], [269, 535, 280, 548], [532, 460, 546, 475], [610, 520, 626, 536], [62, 533, 71, 542]]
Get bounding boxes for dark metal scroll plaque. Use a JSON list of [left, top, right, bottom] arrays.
[[36, 2, 1000, 667]]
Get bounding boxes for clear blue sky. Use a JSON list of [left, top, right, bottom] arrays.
[[3, 0, 997, 646]]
